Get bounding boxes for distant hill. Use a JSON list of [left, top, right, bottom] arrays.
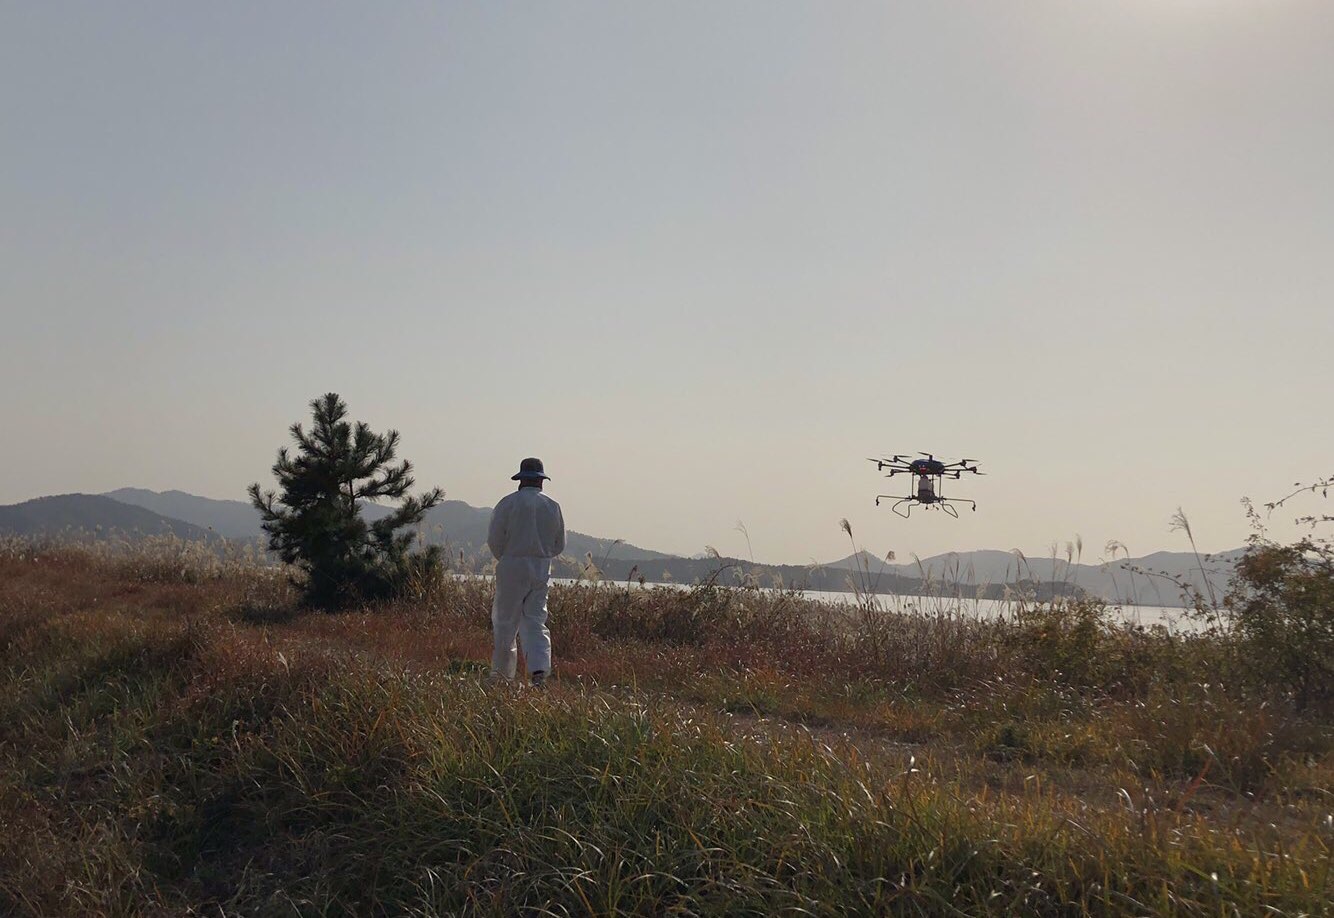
[[0, 494, 214, 541], [105, 488, 265, 539], [819, 547, 1239, 607], [881, 548, 1240, 608], [805, 547, 1239, 606], [101, 489, 674, 567], [574, 553, 1083, 602], [2, 489, 1242, 606], [823, 550, 896, 572]]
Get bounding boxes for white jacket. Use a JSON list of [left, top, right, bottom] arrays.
[[487, 487, 566, 561]]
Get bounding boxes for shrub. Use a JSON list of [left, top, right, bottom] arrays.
[[1225, 537, 1333, 711]]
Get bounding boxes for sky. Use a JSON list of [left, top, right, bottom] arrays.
[[3, 1, 1332, 565]]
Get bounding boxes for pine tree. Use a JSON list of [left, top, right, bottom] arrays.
[[248, 393, 444, 608]]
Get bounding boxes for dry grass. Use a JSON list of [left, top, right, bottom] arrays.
[[0, 539, 1330, 916]]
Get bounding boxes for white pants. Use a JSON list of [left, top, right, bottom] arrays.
[[491, 556, 553, 679]]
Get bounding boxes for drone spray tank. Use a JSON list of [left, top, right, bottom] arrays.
[[916, 474, 934, 503]]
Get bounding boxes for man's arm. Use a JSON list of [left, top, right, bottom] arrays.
[[487, 500, 508, 560], [552, 502, 566, 557]]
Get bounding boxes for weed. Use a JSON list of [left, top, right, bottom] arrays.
[[0, 541, 1329, 915]]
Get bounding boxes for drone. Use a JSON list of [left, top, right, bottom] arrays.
[[868, 453, 983, 519]]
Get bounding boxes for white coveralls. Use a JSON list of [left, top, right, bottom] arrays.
[[487, 486, 566, 679]]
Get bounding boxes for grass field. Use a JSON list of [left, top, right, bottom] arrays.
[[1, 540, 1329, 915]]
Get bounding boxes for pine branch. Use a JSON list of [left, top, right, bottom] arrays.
[[363, 460, 413, 501]]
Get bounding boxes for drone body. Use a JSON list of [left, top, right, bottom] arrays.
[[869, 453, 983, 519]]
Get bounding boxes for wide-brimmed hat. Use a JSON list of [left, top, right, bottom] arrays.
[[511, 457, 550, 481]]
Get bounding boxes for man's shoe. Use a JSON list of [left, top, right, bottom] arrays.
[[530, 670, 547, 688]]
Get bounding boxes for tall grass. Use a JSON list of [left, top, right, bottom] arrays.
[[1, 540, 1330, 915]]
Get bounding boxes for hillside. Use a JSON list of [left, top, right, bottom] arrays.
[[1, 489, 1241, 605], [825, 548, 1241, 608], [590, 549, 1236, 606], [104, 488, 265, 539], [0, 540, 1327, 916], [103, 488, 674, 567], [580, 554, 1084, 602], [0, 494, 214, 541], [98, 490, 1082, 599]]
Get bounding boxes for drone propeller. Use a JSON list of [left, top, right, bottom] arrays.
[[944, 458, 983, 474]]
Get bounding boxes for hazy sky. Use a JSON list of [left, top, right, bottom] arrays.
[[3, 2, 1332, 565]]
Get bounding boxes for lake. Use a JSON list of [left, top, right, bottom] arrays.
[[538, 577, 1203, 632]]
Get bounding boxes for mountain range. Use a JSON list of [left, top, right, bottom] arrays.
[[0, 494, 216, 542], [0, 489, 1241, 606], [816, 548, 1241, 608], [102, 488, 674, 567]]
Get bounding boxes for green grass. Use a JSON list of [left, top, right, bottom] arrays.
[[0, 542, 1330, 915]]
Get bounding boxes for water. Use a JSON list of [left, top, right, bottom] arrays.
[[794, 590, 1197, 631], [538, 576, 1202, 632]]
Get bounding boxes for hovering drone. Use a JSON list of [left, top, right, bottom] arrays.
[[869, 453, 983, 518]]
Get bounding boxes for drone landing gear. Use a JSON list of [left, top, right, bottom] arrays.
[[876, 496, 920, 518], [938, 498, 976, 517], [875, 496, 976, 519]]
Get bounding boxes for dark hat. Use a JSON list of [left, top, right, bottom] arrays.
[[511, 457, 550, 481]]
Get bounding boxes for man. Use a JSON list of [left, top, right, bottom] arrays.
[[487, 457, 565, 686]]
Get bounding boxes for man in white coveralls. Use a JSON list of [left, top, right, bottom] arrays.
[[487, 457, 566, 686]]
